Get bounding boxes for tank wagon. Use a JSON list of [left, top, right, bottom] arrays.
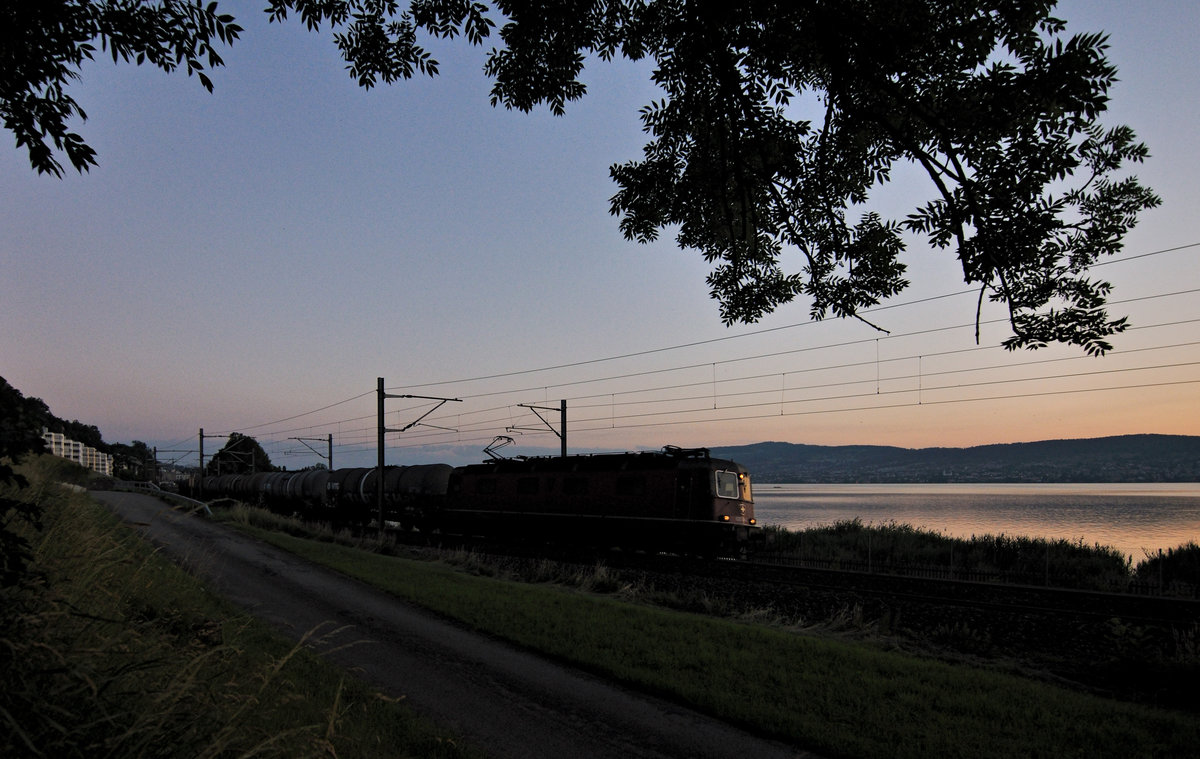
[[203, 463, 451, 527], [203, 446, 761, 557]]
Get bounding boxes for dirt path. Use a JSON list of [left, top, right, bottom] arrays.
[[95, 491, 809, 759]]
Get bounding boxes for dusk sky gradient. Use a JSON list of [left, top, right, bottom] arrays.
[[2, 0, 1198, 470]]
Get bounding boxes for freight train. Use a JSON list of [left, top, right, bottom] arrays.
[[201, 446, 762, 557]]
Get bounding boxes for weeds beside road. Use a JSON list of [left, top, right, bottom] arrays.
[[0, 457, 475, 759]]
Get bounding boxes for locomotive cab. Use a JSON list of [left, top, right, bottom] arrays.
[[666, 447, 761, 555], [712, 467, 756, 526]]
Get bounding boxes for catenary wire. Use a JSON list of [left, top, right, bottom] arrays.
[[187, 243, 1199, 463]]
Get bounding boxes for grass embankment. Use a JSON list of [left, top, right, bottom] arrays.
[[0, 456, 477, 759], [220, 506, 1198, 759]]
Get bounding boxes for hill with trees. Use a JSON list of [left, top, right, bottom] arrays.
[[712, 435, 1200, 483], [2, 376, 170, 480]]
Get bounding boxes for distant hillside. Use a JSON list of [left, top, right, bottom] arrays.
[[711, 435, 1200, 483]]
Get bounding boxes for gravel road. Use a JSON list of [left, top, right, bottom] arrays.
[[94, 491, 810, 759]]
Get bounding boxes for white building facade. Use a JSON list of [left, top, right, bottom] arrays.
[[41, 429, 113, 476]]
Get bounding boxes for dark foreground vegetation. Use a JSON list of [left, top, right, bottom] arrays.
[[5, 456, 1198, 758], [0, 456, 475, 759]]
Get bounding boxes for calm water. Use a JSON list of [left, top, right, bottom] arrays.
[[751, 483, 1200, 562]]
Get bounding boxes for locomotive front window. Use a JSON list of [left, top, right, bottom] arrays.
[[715, 470, 741, 499]]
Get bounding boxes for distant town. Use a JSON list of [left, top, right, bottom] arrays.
[[712, 435, 1200, 484]]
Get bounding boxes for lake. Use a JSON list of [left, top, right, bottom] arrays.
[[750, 483, 1200, 562]]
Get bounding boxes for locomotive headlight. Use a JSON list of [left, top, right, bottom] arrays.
[[749, 518, 757, 525], [721, 514, 731, 521]]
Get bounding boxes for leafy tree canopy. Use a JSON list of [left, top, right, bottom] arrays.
[[2, 0, 241, 176], [206, 432, 276, 475], [110, 439, 155, 479], [0, 377, 50, 461], [0, 376, 48, 587], [4, 1, 1159, 354]]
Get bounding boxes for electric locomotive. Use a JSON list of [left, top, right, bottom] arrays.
[[438, 446, 760, 556]]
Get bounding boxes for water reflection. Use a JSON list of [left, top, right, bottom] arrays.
[[752, 483, 1200, 561]]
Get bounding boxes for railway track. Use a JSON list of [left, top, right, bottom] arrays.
[[740, 558, 1200, 626], [567, 549, 1198, 708], [394, 528, 1200, 628]]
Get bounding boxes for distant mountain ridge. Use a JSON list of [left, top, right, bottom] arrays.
[[710, 434, 1200, 483]]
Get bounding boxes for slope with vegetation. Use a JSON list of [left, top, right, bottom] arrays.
[[714, 435, 1200, 482]]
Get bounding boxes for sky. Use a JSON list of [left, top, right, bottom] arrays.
[[2, 0, 1198, 470]]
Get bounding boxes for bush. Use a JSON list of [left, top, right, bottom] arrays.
[[762, 519, 1133, 590], [1135, 542, 1200, 591]]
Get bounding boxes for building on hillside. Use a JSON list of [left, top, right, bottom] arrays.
[[41, 428, 113, 476]]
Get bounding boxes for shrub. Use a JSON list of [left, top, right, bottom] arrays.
[[1135, 542, 1200, 591], [762, 519, 1133, 589]]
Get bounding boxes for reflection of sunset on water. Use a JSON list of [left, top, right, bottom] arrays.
[[754, 483, 1200, 561]]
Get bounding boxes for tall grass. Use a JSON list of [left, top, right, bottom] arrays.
[[0, 457, 476, 759], [1135, 542, 1200, 594]]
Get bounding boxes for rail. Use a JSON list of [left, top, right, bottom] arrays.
[[754, 550, 1200, 598]]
